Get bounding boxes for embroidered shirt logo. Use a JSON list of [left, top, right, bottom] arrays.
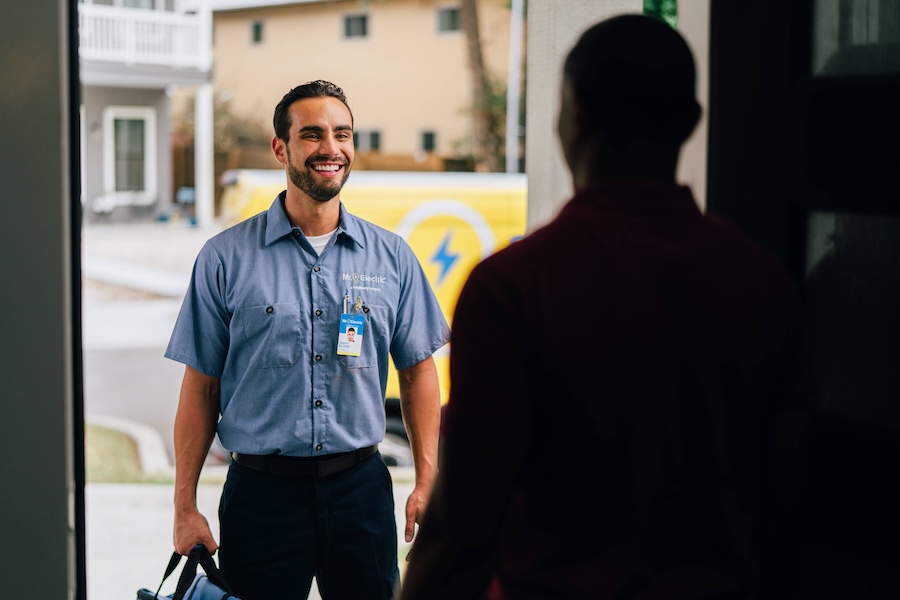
[[342, 272, 387, 293]]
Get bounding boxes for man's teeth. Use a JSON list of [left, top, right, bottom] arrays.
[[313, 164, 340, 171]]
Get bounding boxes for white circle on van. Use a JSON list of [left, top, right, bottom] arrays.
[[394, 199, 496, 260]]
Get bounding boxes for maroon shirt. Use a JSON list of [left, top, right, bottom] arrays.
[[435, 182, 815, 599]]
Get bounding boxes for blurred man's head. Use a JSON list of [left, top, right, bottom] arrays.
[[558, 15, 700, 185]]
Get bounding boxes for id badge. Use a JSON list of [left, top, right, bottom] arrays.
[[337, 313, 365, 357]]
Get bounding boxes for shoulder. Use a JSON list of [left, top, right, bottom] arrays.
[[473, 217, 558, 277], [699, 215, 804, 309], [343, 209, 405, 245], [203, 212, 268, 255], [462, 234, 540, 303], [704, 215, 794, 274], [185, 214, 270, 280], [341, 209, 418, 267]]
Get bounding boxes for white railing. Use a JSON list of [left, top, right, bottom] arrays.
[[78, 3, 211, 70]]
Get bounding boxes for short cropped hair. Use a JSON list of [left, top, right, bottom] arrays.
[[273, 80, 354, 143], [563, 15, 698, 147]]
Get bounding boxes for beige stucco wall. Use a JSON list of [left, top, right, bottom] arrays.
[[212, 0, 514, 159], [525, 0, 643, 230], [525, 0, 709, 231]]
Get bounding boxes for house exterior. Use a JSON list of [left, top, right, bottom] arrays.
[[79, 0, 215, 224], [209, 0, 520, 171]]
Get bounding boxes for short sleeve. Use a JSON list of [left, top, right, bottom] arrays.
[[389, 238, 451, 370], [164, 240, 231, 377]]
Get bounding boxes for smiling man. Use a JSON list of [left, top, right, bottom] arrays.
[[166, 80, 449, 600]]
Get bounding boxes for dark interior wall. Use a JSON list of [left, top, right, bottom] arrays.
[[706, 0, 811, 271], [707, 1, 900, 598], [0, 0, 83, 597]]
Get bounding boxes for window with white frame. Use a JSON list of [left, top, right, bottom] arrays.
[[344, 14, 368, 38], [102, 106, 157, 197], [437, 6, 461, 33]]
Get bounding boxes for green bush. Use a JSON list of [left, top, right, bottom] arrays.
[[84, 424, 175, 483]]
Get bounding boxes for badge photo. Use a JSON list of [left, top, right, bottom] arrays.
[[337, 313, 365, 357]]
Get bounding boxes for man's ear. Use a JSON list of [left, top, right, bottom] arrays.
[[272, 135, 287, 166], [569, 95, 586, 133], [557, 80, 588, 154], [568, 95, 597, 152]]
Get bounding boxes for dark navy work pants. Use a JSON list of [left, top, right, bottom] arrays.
[[217, 452, 399, 600]]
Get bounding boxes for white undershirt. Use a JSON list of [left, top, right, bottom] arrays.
[[304, 228, 338, 256]]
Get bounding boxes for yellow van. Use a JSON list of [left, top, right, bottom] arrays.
[[219, 169, 528, 464]]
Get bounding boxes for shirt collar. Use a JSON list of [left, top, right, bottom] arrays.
[[562, 180, 703, 219], [336, 203, 366, 249], [264, 191, 365, 249]]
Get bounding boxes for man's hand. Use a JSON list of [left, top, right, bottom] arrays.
[[172, 365, 221, 556], [174, 507, 218, 556], [404, 481, 433, 559], [397, 357, 442, 557]]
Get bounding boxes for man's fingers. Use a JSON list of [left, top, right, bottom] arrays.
[[405, 514, 416, 543]]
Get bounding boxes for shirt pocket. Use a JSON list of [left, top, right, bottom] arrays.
[[338, 304, 387, 370], [236, 301, 302, 368]]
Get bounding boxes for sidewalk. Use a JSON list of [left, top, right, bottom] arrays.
[[81, 219, 220, 471], [80, 219, 223, 599], [81, 218, 215, 300], [87, 473, 416, 600]]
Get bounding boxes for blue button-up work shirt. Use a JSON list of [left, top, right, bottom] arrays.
[[165, 193, 450, 456]]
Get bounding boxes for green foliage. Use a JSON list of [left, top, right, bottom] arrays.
[[644, 0, 677, 28], [454, 72, 511, 171], [85, 424, 148, 483], [85, 423, 225, 485], [173, 95, 270, 153]]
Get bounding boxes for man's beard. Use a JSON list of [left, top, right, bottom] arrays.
[[287, 153, 351, 203]]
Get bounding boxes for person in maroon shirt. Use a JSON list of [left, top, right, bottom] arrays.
[[400, 13, 815, 600]]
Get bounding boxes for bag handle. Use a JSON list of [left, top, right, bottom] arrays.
[[186, 544, 238, 599], [155, 545, 238, 600], [153, 551, 185, 598]]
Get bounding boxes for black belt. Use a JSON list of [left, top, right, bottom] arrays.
[[232, 445, 379, 478]]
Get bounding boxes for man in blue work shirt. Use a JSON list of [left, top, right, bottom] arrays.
[[165, 80, 450, 600]]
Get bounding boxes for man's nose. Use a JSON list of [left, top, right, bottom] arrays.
[[319, 135, 339, 156]]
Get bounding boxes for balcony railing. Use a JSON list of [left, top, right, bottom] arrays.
[[78, 3, 211, 70]]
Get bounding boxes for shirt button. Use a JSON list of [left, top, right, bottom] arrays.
[[315, 309, 322, 317], [293, 230, 301, 237], [265, 306, 274, 314], [316, 444, 323, 452], [315, 399, 322, 407], [313, 266, 321, 273], [315, 354, 322, 362]]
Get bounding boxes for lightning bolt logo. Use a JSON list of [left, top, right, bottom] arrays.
[[430, 232, 459, 287]]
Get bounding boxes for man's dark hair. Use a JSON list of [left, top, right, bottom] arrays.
[[563, 14, 698, 148], [273, 80, 354, 143], [347, 327, 355, 333]]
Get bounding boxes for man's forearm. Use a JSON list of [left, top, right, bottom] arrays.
[[398, 356, 441, 485], [173, 366, 220, 513]]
